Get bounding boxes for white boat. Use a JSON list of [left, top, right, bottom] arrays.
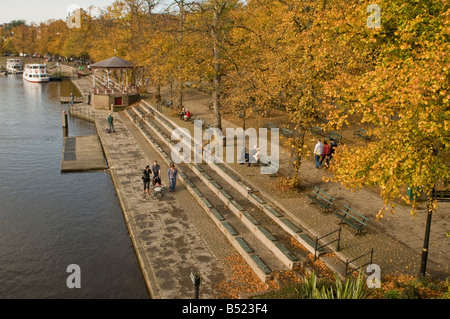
[[6, 59, 23, 74], [23, 64, 49, 83]]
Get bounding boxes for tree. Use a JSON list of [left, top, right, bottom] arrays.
[[11, 23, 36, 56], [326, 0, 450, 217], [226, 0, 345, 185]]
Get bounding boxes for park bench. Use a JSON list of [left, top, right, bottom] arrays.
[[264, 122, 278, 129], [193, 118, 209, 129], [281, 128, 294, 137], [260, 156, 279, 176], [433, 189, 450, 202], [353, 128, 371, 141], [161, 99, 173, 108], [310, 126, 324, 135], [306, 187, 335, 213], [334, 205, 369, 234], [326, 131, 342, 143]]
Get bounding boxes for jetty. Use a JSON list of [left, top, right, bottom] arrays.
[[60, 96, 84, 104], [60, 135, 108, 172]]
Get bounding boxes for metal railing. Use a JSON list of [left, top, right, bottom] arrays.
[[313, 227, 341, 261], [345, 248, 374, 277]]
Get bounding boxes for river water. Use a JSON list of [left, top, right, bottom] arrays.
[[0, 75, 149, 299]]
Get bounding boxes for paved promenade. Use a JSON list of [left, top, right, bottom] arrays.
[[153, 86, 449, 279], [68, 73, 449, 299], [69, 76, 266, 299]]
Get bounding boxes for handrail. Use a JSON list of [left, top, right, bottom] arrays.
[[313, 227, 341, 261], [345, 248, 374, 276]]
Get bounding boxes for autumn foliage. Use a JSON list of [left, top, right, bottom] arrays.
[[2, 0, 448, 213]]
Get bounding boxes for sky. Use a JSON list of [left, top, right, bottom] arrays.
[[0, 0, 115, 24]]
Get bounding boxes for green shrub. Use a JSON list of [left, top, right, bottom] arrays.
[[384, 290, 401, 299], [255, 272, 369, 299]]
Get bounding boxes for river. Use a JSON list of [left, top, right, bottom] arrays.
[[0, 75, 149, 299]]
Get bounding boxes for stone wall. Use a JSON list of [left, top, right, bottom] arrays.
[[93, 93, 140, 111]]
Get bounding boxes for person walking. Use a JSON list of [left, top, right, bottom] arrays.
[[142, 165, 152, 195], [329, 138, 338, 161], [69, 92, 74, 107], [320, 140, 330, 168], [151, 160, 161, 180], [314, 139, 323, 169], [168, 163, 178, 192], [107, 113, 115, 133]]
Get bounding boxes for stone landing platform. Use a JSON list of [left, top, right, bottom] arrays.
[[60, 135, 108, 172]]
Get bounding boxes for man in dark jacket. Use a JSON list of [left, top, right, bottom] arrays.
[[107, 113, 115, 133], [151, 160, 161, 179], [329, 138, 338, 160]]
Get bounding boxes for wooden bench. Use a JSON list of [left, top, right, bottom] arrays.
[[264, 122, 278, 129], [306, 187, 335, 213], [353, 128, 371, 141], [260, 157, 279, 176], [310, 126, 324, 135], [326, 131, 342, 143], [267, 161, 279, 176], [161, 99, 173, 108], [193, 118, 209, 129], [334, 205, 369, 234], [280, 128, 293, 137]]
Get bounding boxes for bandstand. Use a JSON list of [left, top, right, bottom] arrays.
[[90, 56, 140, 111]]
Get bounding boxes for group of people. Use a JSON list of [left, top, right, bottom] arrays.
[[314, 138, 337, 169], [142, 160, 179, 195], [179, 108, 191, 121], [244, 145, 260, 167]]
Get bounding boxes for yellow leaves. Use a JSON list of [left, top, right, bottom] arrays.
[[213, 254, 268, 298]]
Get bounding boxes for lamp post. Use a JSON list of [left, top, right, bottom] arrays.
[[190, 270, 201, 299], [419, 197, 433, 278], [419, 187, 450, 277]]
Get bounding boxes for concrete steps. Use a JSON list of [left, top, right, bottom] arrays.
[[136, 100, 355, 274], [137, 101, 337, 257], [126, 101, 351, 282], [126, 108, 289, 283]]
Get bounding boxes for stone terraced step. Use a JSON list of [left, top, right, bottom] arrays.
[[280, 219, 303, 234], [300, 234, 324, 252], [130, 105, 330, 275], [126, 107, 281, 282]]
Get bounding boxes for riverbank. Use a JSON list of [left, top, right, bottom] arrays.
[[68, 72, 449, 299], [69, 76, 256, 298]]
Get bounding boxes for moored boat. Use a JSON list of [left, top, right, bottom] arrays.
[[23, 64, 49, 83], [6, 59, 23, 74]]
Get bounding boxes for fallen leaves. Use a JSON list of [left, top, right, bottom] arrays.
[[213, 254, 269, 299]]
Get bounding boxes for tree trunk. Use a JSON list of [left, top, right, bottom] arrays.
[[155, 81, 162, 108], [288, 130, 305, 187], [177, 81, 184, 109], [177, 0, 185, 110], [211, 6, 222, 130]]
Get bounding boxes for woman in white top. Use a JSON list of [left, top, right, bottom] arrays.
[[314, 139, 323, 168]]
